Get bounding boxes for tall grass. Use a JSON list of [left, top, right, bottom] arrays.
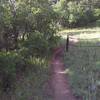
[[64, 39, 100, 100], [15, 57, 49, 100]]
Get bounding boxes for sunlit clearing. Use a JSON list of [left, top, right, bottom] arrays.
[[59, 27, 100, 34], [59, 27, 100, 40], [74, 33, 100, 40]]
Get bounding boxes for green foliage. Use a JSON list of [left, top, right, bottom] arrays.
[[54, 0, 98, 27], [22, 31, 60, 57], [64, 41, 100, 100], [0, 51, 26, 93], [0, 0, 59, 99], [0, 52, 18, 75], [96, 20, 100, 27], [0, 0, 58, 50], [23, 32, 49, 57], [15, 56, 49, 100], [94, 9, 100, 20]]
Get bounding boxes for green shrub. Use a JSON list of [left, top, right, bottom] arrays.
[[15, 56, 49, 100], [94, 9, 100, 20], [22, 31, 60, 57], [96, 20, 100, 26], [54, 0, 97, 27], [64, 41, 100, 100], [0, 51, 25, 93]]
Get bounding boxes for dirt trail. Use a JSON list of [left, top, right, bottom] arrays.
[[50, 46, 76, 100]]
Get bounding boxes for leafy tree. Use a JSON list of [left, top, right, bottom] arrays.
[[0, 0, 58, 51], [54, 0, 98, 27], [0, 0, 59, 95]]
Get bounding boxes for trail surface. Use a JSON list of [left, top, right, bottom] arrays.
[[50, 46, 76, 100]]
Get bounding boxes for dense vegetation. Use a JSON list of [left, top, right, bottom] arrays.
[[54, 0, 100, 27], [0, 0, 59, 99], [62, 28, 100, 100], [0, 0, 100, 99]]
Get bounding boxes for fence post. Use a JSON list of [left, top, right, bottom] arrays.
[[66, 34, 69, 52]]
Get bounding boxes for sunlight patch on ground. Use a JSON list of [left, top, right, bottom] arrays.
[[74, 33, 100, 39], [57, 69, 70, 74], [59, 27, 100, 40], [59, 27, 100, 34]]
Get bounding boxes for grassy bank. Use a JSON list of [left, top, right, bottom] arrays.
[[62, 27, 100, 100], [0, 56, 50, 100]]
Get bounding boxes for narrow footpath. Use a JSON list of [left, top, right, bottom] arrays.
[[50, 46, 76, 100]]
